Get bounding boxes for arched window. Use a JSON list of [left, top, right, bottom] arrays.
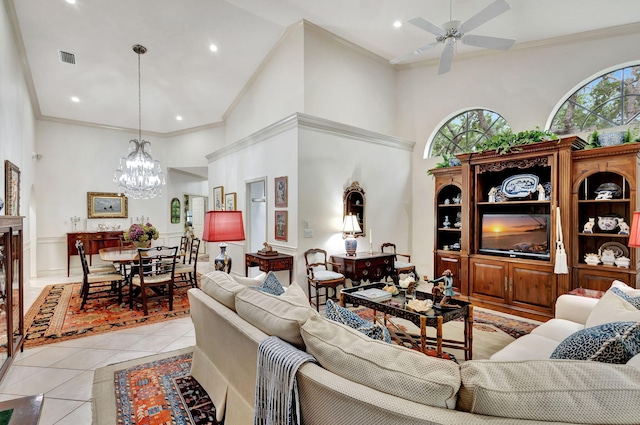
[[429, 109, 510, 157], [550, 65, 640, 135]]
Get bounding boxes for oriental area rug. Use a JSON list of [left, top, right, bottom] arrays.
[[92, 347, 219, 425], [23, 282, 191, 348]]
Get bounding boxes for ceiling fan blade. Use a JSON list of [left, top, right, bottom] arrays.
[[438, 38, 456, 75], [408, 17, 444, 36], [462, 34, 515, 50], [389, 42, 440, 64], [458, 0, 511, 34]]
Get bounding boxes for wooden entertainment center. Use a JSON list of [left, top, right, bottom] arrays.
[[431, 136, 640, 321]]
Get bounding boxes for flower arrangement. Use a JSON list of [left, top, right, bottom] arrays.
[[124, 222, 159, 243]]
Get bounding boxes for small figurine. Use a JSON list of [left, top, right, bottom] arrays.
[[595, 191, 614, 200], [617, 217, 630, 235], [444, 198, 450, 205], [583, 218, 595, 234], [442, 215, 451, 229], [430, 269, 457, 306], [452, 193, 462, 204], [537, 184, 546, 201], [488, 187, 498, 203]]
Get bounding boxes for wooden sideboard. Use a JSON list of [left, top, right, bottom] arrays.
[[331, 252, 396, 285], [66, 231, 123, 276]]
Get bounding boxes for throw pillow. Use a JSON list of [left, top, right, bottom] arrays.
[[325, 300, 391, 343], [611, 287, 640, 309], [551, 321, 640, 364], [585, 289, 640, 328], [200, 271, 246, 311], [232, 272, 266, 286], [251, 271, 284, 296], [611, 279, 640, 297]]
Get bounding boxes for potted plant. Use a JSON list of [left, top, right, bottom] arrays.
[[124, 222, 159, 248], [475, 127, 559, 155]]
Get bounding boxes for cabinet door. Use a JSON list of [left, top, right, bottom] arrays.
[[469, 258, 507, 303], [574, 268, 632, 292], [436, 253, 462, 293], [510, 263, 555, 313]]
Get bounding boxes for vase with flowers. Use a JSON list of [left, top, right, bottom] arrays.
[[124, 222, 159, 248]]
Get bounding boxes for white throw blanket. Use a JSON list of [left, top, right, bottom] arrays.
[[254, 336, 316, 425]]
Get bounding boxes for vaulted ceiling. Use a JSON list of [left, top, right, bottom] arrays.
[[8, 0, 640, 135]]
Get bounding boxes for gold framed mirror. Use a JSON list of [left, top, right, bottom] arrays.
[[343, 181, 365, 237]]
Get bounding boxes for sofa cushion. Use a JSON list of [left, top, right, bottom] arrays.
[[489, 333, 560, 361], [200, 271, 246, 311], [251, 271, 284, 295], [232, 272, 266, 286], [235, 282, 317, 349], [611, 287, 640, 309], [551, 321, 640, 363], [529, 318, 585, 343], [458, 359, 640, 424], [325, 300, 391, 343], [585, 289, 640, 328], [300, 315, 460, 409]]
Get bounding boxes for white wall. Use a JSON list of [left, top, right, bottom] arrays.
[[303, 24, 396, 136], [0, 2, 36, 278], [400, 29, 640, 280], [224, 22, 304, 144]]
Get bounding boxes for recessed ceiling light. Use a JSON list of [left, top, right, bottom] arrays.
[[209, 44, 218, 52], [176, 116, 183, 121], [71, 96, 79, 102], [66, 0, 76, 4], [393, 20, 403, 28]]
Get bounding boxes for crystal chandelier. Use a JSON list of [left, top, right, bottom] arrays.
[[113, 44, 165, 200]]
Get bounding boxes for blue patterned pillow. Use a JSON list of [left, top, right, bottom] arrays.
[[611, 287, 640, 309], [325, 299, 391, 343], [551, 321, 640, 364], [251, 271, 284, 296]]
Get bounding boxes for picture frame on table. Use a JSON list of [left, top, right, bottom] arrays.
[[275, 210, 288, 241], [225, 192, 237, 211], [4, 160, 20, 216], [275, 176, 288, 208], [87, 192, 128, 219], [213, 186, 224, 211]]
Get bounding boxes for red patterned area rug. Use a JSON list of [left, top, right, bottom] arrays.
[[93, 347, 219, 425], [23, 282, 191, 348]]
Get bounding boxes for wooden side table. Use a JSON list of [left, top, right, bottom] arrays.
[[331, 252, 396, 285], [245, 252, 294, 284]]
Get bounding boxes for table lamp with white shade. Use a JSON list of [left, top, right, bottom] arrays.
[[342, 213, 361, 256]]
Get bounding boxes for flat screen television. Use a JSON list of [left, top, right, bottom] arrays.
[[479, 213, 550, 260]]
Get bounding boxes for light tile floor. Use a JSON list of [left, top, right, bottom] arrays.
[[0, 264, 214, 425]]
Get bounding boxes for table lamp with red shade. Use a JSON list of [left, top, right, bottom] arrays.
[[203, 211, 245, 273], [628, 212, 640, 248]]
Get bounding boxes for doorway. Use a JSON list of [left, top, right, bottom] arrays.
[[247, 179, 266, 276], [184, 194, 208, 253]]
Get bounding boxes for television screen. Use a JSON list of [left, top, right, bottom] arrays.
[[480, 213, 550, 259]]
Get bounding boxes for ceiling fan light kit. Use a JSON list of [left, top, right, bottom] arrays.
[[390, 0, 515, 74]]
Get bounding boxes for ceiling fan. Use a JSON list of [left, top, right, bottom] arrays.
[[390, 0, 515, 74]]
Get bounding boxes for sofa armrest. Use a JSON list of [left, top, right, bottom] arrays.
[[555, 294, 599, 325]]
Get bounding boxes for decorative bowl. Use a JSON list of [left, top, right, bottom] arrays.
[[584, 253, 600, 266], [597, 216, 619, 231], [594, 182, 622, 199], [615, 257, 631, 268]]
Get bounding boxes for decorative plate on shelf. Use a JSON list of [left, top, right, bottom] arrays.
[[598, 241, 629, 259], [501, 174, 539, 199]]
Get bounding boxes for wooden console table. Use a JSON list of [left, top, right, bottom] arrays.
[[66, 231, 123, 276], [245, 252, 294, 284], [331, 251, 396, 285]]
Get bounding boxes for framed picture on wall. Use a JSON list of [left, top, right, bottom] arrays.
[[4, 160, 20, 216], [275, 210, 288, 241], [275, 176, 287, 208], [87, 192, 128, 218], [213, 186, 224, 211], [225, 192, 237, 211]]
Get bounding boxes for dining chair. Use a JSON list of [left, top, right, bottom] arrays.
[[130, 245, 179, 315], [174, 237, 201, 289], [76, 240, 117, 274], [380, 242, 417, 281], [77, 242, 125, 309], [304, 248, 345, 311]]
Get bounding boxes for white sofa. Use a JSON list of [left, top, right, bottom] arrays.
[[188, 272, 640, 425]]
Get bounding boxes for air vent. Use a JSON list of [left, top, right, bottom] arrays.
[[58, 50, 76, 65]]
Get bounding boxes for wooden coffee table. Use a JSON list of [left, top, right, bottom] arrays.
[[340, 282, 473, 360]]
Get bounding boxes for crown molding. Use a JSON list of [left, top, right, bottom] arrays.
[[206, 113, 413, 162]]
